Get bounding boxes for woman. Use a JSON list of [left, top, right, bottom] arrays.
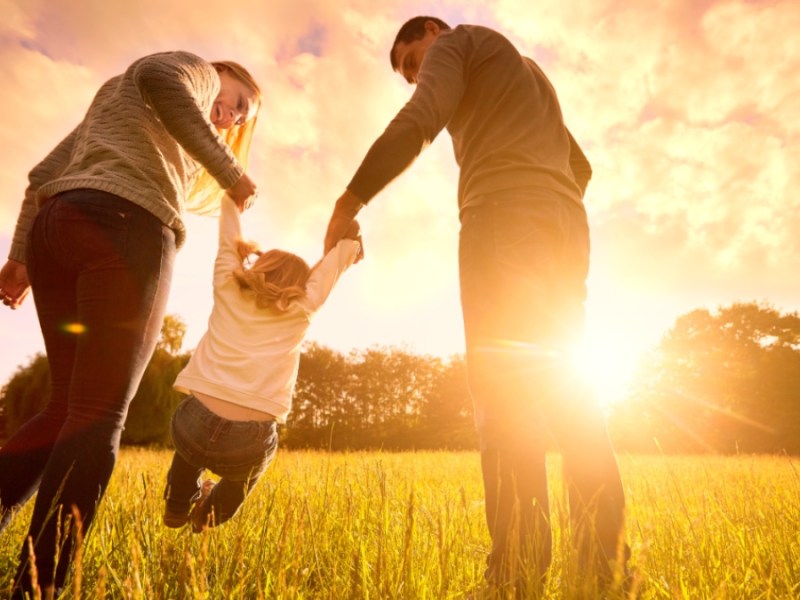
[[0, 50, 261, 599]]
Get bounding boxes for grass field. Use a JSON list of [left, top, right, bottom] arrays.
[[1, 450, 799, 599]]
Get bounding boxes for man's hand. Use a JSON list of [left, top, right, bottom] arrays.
[[324, 190, 364, 255], [0, 259, 31, 310], [227, 172, 258, 212], [343, 220, 365, 263]]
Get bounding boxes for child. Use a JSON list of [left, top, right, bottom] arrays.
[[163, 194, 361, 531]]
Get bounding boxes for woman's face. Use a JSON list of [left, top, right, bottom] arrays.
[[211, 69, 259, 130]]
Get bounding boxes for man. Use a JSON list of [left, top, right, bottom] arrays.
[[324, 16, 627, 586]]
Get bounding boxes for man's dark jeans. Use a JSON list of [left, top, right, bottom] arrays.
[[165, 395, 278, 526], [0, 189, 175, 595], [459, 193, 626, 581]]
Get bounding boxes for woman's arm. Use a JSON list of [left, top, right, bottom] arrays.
[[8, 125, 80, 263], [3, 125, 79, 307], [132, 52, 244, 191]]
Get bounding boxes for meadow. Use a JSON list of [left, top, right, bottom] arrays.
[[1, 450, 798, 599]]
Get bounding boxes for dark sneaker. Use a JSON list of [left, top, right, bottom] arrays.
[[162, 507, 190, 529], [190, 479, 216, 533]]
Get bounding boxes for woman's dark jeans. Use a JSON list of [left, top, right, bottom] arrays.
[[165, 395, 278, 527], [459, 193, 626, 581], [0, 189, 175, 595]]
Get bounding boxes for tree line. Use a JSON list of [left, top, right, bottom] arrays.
[[2, 302, 799, 454], [608, 302, 800, 454], [0, 315, 476, 450]]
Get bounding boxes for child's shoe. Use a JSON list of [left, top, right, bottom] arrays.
[[163, 508, 190, 528], [190, 479, 216, 533]]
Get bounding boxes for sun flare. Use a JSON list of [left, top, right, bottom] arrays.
[[572, 334, 640, 410]]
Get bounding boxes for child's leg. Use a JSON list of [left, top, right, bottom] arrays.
[[164, 451, 204, 522], [191, 418, 279, 530], [193, 474, 260, 528]]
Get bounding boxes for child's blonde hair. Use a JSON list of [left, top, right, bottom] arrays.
[[186, 61, 262, 216], [232, 240, 311, 312]]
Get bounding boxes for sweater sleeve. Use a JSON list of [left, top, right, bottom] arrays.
[[346, 35, 466, 203], [132, 52, 244, 191], [566, 129, 592, 198], [213, 194, 243, 286], [299, 239, 360, 314], [9, 125, 80, 263]]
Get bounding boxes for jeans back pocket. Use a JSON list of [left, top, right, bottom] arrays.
[[53, 197, 132, 271]]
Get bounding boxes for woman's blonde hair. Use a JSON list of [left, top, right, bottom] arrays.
[[185, 61, 263, 215], [232, 240, 311, 312]]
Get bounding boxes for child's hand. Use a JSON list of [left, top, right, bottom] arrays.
[[228, 173, 258, 213], [343, 220, 360, 240], [344, 220, 365, 263]]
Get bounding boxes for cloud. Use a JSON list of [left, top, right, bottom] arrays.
[[0, 0, 40, 40], [494, 0, 800, 287], [0, 44, 99, 226]]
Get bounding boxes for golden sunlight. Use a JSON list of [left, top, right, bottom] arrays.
[[572, 333, 640, 410]]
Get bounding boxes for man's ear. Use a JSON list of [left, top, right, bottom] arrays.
[[424, 20, 441, 35]]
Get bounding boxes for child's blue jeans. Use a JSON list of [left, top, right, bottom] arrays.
[[164, 395, 278, 526]]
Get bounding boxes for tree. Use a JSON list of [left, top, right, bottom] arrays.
[[286, 343, 476, 450], [287, 342, 351, 448], [124, 315, 190, 444], [609, 302, 800, 454], [1, 320, 480, 450], [156, 314, 187, 355], [0, 353, 51, 438], [418, 354, 476, 449], [345, 346, 428, 448]]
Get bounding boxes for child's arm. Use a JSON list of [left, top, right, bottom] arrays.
[[213, 194, 245, 286], [301, 223, 362, 314]]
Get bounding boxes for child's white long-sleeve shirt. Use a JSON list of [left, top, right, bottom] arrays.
[[174, 197, 359, 423]]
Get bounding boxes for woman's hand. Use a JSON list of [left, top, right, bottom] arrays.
[[0, 259, 31, 309], [227, 172, 258, 212]]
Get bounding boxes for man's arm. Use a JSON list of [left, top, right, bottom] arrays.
[[566, 128, 592, 198], [325, 35, 467, 253], [132, 52, 244, 192], [347, 37, 465, 204]]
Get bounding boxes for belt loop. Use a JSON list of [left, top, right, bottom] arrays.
[[209, 419, 226, 442]]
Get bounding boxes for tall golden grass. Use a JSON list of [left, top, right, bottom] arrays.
[[1, 450, 798, 598]]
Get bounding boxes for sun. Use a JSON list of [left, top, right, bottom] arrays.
[[571, 333, 640, 410]]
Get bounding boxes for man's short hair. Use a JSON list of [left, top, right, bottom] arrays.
[[390, 16, 452, 70]]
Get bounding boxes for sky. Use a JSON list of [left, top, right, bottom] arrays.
[[1, 0, 798, 404]]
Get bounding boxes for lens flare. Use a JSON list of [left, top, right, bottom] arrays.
[[62, 322, 87, 334], [571, 336, 637, 409]]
